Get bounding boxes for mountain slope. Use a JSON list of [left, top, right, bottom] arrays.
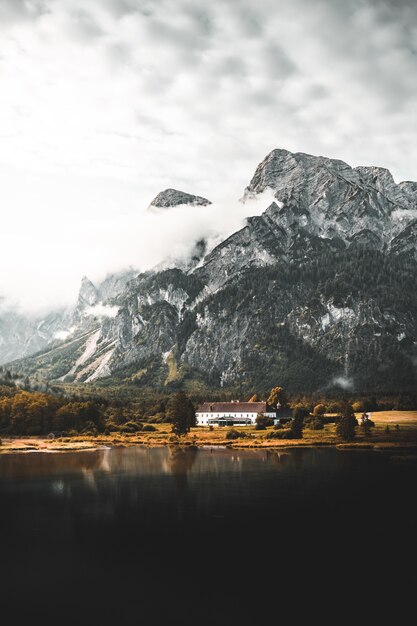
[[9, 149, 417, 394]]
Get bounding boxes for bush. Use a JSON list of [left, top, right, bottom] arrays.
[[312, 403, 326, 417], [255, 414, 273, 430], [336, 403, 357, 441], [65, 429, 78, 437], [118, 421, 143, 433], [292, 406, 310, 419], [80, 421, 98, 436], [266, 429, 293, 440], [327, 401, 342, 414], [142, 424, 156, 432], [226, 429, 246, 440], [148, 413, 166, 423], [305, 417, 324, 430]]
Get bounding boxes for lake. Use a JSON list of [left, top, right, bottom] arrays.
[[0, 446, 415, 624]]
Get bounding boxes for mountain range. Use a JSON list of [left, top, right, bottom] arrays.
[[3, 148, 417, 394]]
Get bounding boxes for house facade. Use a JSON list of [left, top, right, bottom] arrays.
[[196, 401, 276, 426]]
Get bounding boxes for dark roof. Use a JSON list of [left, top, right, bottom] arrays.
[[196, 402, 270, 413], [275, 408, 293, 419]]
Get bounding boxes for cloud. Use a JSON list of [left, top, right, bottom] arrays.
[[331, 376, 354, 391], [0, 0, 416, 311]]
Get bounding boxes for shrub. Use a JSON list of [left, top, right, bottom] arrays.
[[255, 414, 273, 430], [290, 416, 304, 439], [305, 417, 324, 430], [327, 401, 342, 414], [148, 413, 166, 423], [335, 403, 357, 441], [119, 421, 143, 433], [292, 406, 310, 419], [266, 429, 293, 440], [266, 430, 286, 439], [226, 429, 246, 440], [65, 429, 78, 437], [81, 420, 98, 436], [312, 403, 326, 417], [142, 424, 156, 432]]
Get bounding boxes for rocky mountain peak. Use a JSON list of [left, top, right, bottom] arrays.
[[6, 147, 417, 394], [148, 188, 211, 210], [77, 276, 99, 308], [243, 147, 417, 247]]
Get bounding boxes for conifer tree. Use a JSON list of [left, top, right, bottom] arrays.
[[167, 391, 195, 437]]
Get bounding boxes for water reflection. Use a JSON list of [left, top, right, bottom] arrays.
[[0, 446, 416, 624], [166, 445, 198, 483]]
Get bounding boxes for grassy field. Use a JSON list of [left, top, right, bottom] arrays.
[[369, 410, 417, 424], [1, 410, 417, 454]]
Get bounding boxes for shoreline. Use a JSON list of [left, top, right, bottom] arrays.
[[1, 412, 417, 455], [1, 435, 417, 455]]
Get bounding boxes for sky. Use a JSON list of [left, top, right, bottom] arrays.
[[0, 0, 416, 312]]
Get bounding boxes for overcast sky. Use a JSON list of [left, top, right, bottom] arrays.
[[1, 0, 416, 311]]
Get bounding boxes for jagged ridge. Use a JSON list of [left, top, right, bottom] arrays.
[[7, 148, 417, 393]]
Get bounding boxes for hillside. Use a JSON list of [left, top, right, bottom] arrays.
[[8, 148, 417, 394]]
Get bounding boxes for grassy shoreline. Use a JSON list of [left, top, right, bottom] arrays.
[[1, 411, 417, 455]]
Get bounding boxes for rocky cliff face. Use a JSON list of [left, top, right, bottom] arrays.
[[9, 149, 417, 394], [0, 269, 136, 366]]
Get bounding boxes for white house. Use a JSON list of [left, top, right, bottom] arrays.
[[195, 401, 276, 426]]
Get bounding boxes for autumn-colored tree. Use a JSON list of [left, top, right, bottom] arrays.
[[248, 394, 259, 402], [267, 386, 287, 409]]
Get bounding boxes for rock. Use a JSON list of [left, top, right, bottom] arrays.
[[148, 188, 211, 210]]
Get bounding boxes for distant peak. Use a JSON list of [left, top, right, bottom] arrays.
[[148, 188, 212, 210], [77, 276, 99, 308]]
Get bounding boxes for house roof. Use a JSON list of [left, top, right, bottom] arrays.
[[196, 402, 270, 413]]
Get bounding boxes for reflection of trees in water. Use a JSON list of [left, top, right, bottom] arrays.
[[0, 449, 108, 479], [167, 446, 198, 476], [166, 446, 198, 520]]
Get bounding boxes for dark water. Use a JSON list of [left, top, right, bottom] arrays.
[[0, 446, 416, 624]]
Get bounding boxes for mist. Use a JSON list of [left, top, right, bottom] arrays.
[[1, 0, 417, 312], [0, 188, 276, 313]]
